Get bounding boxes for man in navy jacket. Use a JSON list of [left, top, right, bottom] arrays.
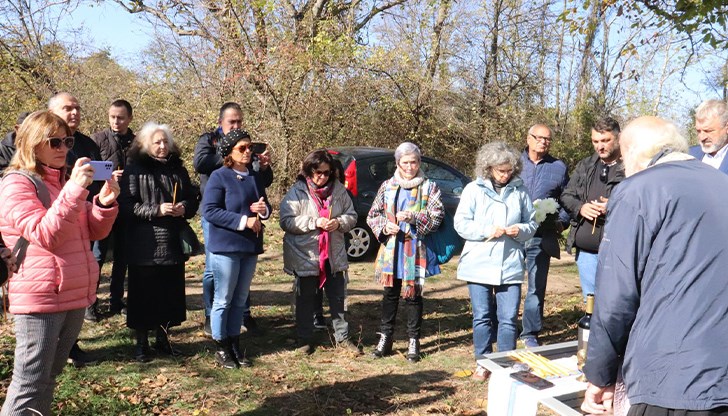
[[518, 123, 569, 348], [193, 102, 272, 337], [582, 116, 728, 415], [690, 99, 728, 174]]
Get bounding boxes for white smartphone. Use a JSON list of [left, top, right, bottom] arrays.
[[88, 160, 114, 181]]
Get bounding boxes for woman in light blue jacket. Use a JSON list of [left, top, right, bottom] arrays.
[[454, 141, 537, 381]]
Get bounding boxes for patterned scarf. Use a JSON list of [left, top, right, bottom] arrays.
[[375, 169, 428, 299], [306, 177, 334, 288]]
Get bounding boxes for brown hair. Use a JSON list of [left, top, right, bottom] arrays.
[[297, 149, 340, 184], [222, 136, 252, 168], [8, 110, 71, 175]]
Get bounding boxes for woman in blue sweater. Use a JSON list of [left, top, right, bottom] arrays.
[[202, 129, 270, 369]]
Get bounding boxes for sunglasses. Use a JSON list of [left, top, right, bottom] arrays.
[[48, 136, 75, 150], [313, 169, 331, 177], [232, 144, 252, 153]]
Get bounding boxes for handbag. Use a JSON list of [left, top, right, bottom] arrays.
[[424, 210, 463, 265], [180, 221, 204, 260]]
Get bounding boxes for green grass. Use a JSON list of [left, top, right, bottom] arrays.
[[0, 221, 585, 415]]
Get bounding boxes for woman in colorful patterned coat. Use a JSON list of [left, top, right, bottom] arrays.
[[366, 142, 444, 363]]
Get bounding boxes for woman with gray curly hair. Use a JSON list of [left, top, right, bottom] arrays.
[[366, 142, 445, 363], [454, 141, 537, 381]]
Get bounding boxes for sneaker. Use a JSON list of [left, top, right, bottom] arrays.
[[406, 338, 420, 363], [472, 365, 489, 382], [372, 333, 392, 358], [522, 337, 540, 348], [67, 343, 98, 368], [84, 304, 100, 322], [204, 316, 212, 337], [336, 338, 362, 355], [313, 315, 327, 331]]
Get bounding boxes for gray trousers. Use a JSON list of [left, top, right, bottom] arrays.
[[295, 268, 348, 343], [1, 308, 85, 416]]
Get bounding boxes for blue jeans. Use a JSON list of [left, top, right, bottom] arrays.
[[202, 218, 251, 318], [521, 237, 551, 340], [576, 249, 598, 301], [210, 252, 258, 340], [468, 282, 521, 359]]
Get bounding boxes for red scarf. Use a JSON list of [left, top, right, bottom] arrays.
[[306, 177, 334, 288]]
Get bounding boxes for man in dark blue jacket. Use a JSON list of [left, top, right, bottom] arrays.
[[193, 102, 272, 337], [582, 116, 728, 415], [690, 99, 728, 174], [518, 123, 569, 348]]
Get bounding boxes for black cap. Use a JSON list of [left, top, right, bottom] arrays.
[[218, 129, 250, 158]]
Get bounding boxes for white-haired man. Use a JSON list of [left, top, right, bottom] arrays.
[[690, 99, 728, 174], [582, 116, 728, 415]]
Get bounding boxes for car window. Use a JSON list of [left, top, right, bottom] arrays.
[[367, 160, 396, 184], [422, 161, 465, 195]]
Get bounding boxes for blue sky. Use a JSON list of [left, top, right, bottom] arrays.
[[61, 1, 153, 64]]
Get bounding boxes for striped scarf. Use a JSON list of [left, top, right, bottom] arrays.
[[375, 169, 428, 299]]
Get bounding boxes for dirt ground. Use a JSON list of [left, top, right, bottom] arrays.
[[0, 237, 586, 415]]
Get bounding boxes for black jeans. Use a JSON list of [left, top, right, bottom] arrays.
[[93, 220, 127, 306], [295, 265, 348, 342], [379, 278, 423, 339]]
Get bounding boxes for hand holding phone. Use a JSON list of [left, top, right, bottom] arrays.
[[87, 161, 114, 181]]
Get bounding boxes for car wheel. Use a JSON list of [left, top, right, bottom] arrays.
[[346, 225, 376, 260]]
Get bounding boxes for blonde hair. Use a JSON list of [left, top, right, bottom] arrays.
[[7, 110, 71, 176]]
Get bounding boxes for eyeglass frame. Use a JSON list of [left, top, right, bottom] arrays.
[[529, 133, 552, 143], [47, 136, 75, 150]]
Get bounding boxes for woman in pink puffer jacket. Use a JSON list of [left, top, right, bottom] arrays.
[[0, 111, 119, 416]]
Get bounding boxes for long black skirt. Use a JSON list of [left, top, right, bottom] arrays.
[[126, 264, 186, 330]]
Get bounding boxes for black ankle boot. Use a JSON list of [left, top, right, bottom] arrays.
[[406, 338, 420, 363], [372, 333, 393, 358], [215, 339, 239, 369], [230, 335, 252, 367], [154, 328, 181, 356], [135, 330, 151, 363]]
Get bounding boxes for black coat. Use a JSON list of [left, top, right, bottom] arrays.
[[0, 131, 16, 175], [560, 153, 624, 254], [119, 152, 199, 266], [91, 127, 135, 169]]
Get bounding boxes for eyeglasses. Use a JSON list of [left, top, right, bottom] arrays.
[[47, 136, 74, 150], [529, 134, 552, 143], [492, 167, 514, 175], [232, 144, 252, 153], [599, 166, 609, 183], [313, 169, 331, 177]]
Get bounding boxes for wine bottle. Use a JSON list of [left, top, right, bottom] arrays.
[[578, 294, 594, 352]]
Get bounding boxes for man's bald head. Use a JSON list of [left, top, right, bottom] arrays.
[[48, 92, 81, 133], [620, 116, 688, 177]]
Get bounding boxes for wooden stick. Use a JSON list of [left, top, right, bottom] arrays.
[[521, 351, 571, 376], [591, 218, 597, 234], [172, 182, 178, 205]]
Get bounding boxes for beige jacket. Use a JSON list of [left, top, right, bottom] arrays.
[[279, 180, 357, 277]]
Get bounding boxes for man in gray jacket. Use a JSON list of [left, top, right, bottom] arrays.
[[582, 116, 728, 415]]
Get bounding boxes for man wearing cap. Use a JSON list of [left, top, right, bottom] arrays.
[[194, 102, 272, 337]]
